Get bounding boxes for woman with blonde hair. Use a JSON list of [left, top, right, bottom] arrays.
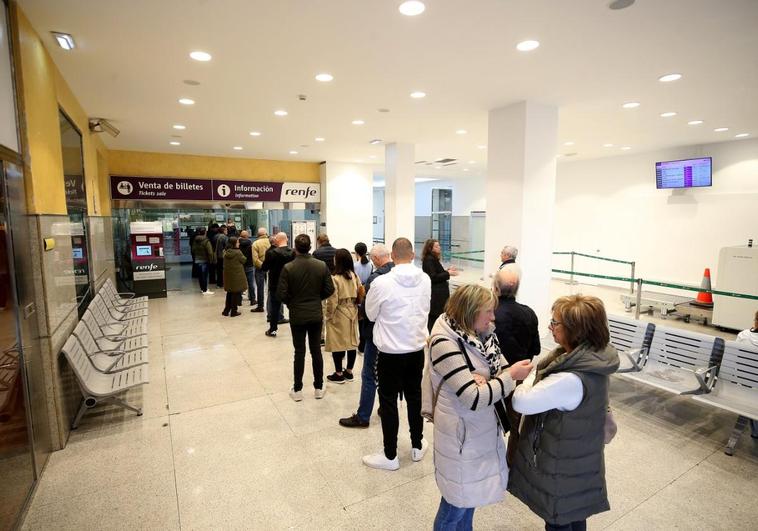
[[509, 294, 619, 531], [428, 284, 532, 530]]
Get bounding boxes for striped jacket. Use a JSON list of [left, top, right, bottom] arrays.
[[429, 317, 515, 508]]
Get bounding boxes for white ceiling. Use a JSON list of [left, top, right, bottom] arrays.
[[18, 0, 758, 179]]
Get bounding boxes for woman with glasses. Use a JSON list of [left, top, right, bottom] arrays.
[[509, 295, 619, 531]]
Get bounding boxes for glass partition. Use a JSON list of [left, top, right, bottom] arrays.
[[59, 110, 90, 309]]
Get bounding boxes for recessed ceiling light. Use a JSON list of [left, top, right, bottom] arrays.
[[410, 91, 426, 99], [289, 150, 299, 154], [249, 131, 261, 136], [352, 119, 365, 125], [169, 141, 181, 146], [315, 73, 333, 82], [51, 31, 75, 50], [456, 129, 467, 135], [369, 155, 377, 159], [516, 40, 540, 52], [687, 120, 704, 125], [398, 1, 426, 16], [314, 137, 325, 142], [463, 168, 470, 172], [189, 51, 212, 62], [658, 73, 682, 83], [713, 127, 729, 132], [178, 98, 195, 105], [172, 124, 186, 130], [564, 141, 575, 146], [477, 145, 487, 150], [621, 146, 631, 151], [622, 102, 640, 109], [233, 146, 243, 151], [735, 133, 750, 138], [369, 139, 383, 145], [660, 112, 677, 118], [468, 160, 476, 164], [183, 79, 200, 86], [603, 143, 614, 148], [274, 110, 288, 116]]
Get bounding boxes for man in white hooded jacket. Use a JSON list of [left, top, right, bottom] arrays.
[[362, 237, 431, 470]]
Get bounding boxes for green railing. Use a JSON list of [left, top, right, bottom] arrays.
[[551, 268, 758, 319], [554, 251, 636, 293]]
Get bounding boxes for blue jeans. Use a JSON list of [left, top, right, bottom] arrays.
[[196, 262, 209, 292], [245, 268, 256, 304], [254, 269, 266, 308], [356, 337, 378, 423], [433, 497, 474, 531]]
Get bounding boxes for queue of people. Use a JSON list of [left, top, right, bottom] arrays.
[[191, 228, 622, 530]]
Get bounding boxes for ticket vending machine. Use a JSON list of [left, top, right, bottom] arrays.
[[129, 221, 166, 298]]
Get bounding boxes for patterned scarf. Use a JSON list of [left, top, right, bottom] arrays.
[[442, 314, 503, 377]]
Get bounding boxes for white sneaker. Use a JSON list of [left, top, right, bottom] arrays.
[[289, 388, 303, 402], [314, 387, 326, 399], [411, 438, 429, 462], [362, 452, 400, 471], [202, 290, 214, 295]]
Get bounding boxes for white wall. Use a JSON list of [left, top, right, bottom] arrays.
[[321, 162, 374, 251], [554, 138, 758, 289], [414, 176, 486, 216]]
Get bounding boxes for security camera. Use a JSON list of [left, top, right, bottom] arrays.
[[224, 203, 231, 208], [88, 118, 120, 138]]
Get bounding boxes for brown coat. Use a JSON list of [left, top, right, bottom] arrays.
[[325, 273, 360, 352]]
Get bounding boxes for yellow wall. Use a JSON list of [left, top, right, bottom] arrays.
[[14, 6, 110, 216], [108, 150, 321, 184]]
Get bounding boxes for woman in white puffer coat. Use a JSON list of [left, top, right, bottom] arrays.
[[428, 284, 532, 531]]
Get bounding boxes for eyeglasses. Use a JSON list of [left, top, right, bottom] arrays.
[[548, 319, 562, 329]]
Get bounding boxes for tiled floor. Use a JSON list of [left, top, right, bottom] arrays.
[[20, 279, 758, 530]]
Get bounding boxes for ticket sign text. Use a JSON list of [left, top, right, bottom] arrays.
[[111, 176, 320, 203]]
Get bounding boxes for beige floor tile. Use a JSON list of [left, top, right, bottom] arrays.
[[32, 417, 174, 507], [175, 439, 345, 530], [164, 346, 248, 379], [166, 365, 266, 413], [21, 470, 179, 531], [169, 395, 295, 465]]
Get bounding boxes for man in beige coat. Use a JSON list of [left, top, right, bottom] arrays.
[[252, 228, 270, 313]]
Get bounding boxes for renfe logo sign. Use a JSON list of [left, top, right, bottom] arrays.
[[110, 176, 320, 203]]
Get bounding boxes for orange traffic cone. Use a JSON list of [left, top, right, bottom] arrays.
[[692, 268, 714, 308]]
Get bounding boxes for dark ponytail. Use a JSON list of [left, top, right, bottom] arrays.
[[355, 242, 369, 265]]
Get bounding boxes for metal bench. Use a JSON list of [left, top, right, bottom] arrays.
[[101, 278, 148, 307], [608, 314, 655, 373], [618, 326, 724, 395], [90, 298, 148, 336], [693, 340, 758, 455], [61, 334, 149, 429], [97, 292, 149, 321], [71, 320, 148, 374]]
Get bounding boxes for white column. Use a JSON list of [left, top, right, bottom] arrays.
[[320, 161, 374, 250], [485, 101, 558, 328], [384, 142, 415, 247]]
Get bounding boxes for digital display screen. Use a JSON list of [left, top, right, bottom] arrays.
[[72, 248, 83, 259], [656, 157, 712, 189], [136, 245, 152, 257]]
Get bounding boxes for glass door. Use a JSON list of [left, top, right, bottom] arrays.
[[0, 160, 35, 531]]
